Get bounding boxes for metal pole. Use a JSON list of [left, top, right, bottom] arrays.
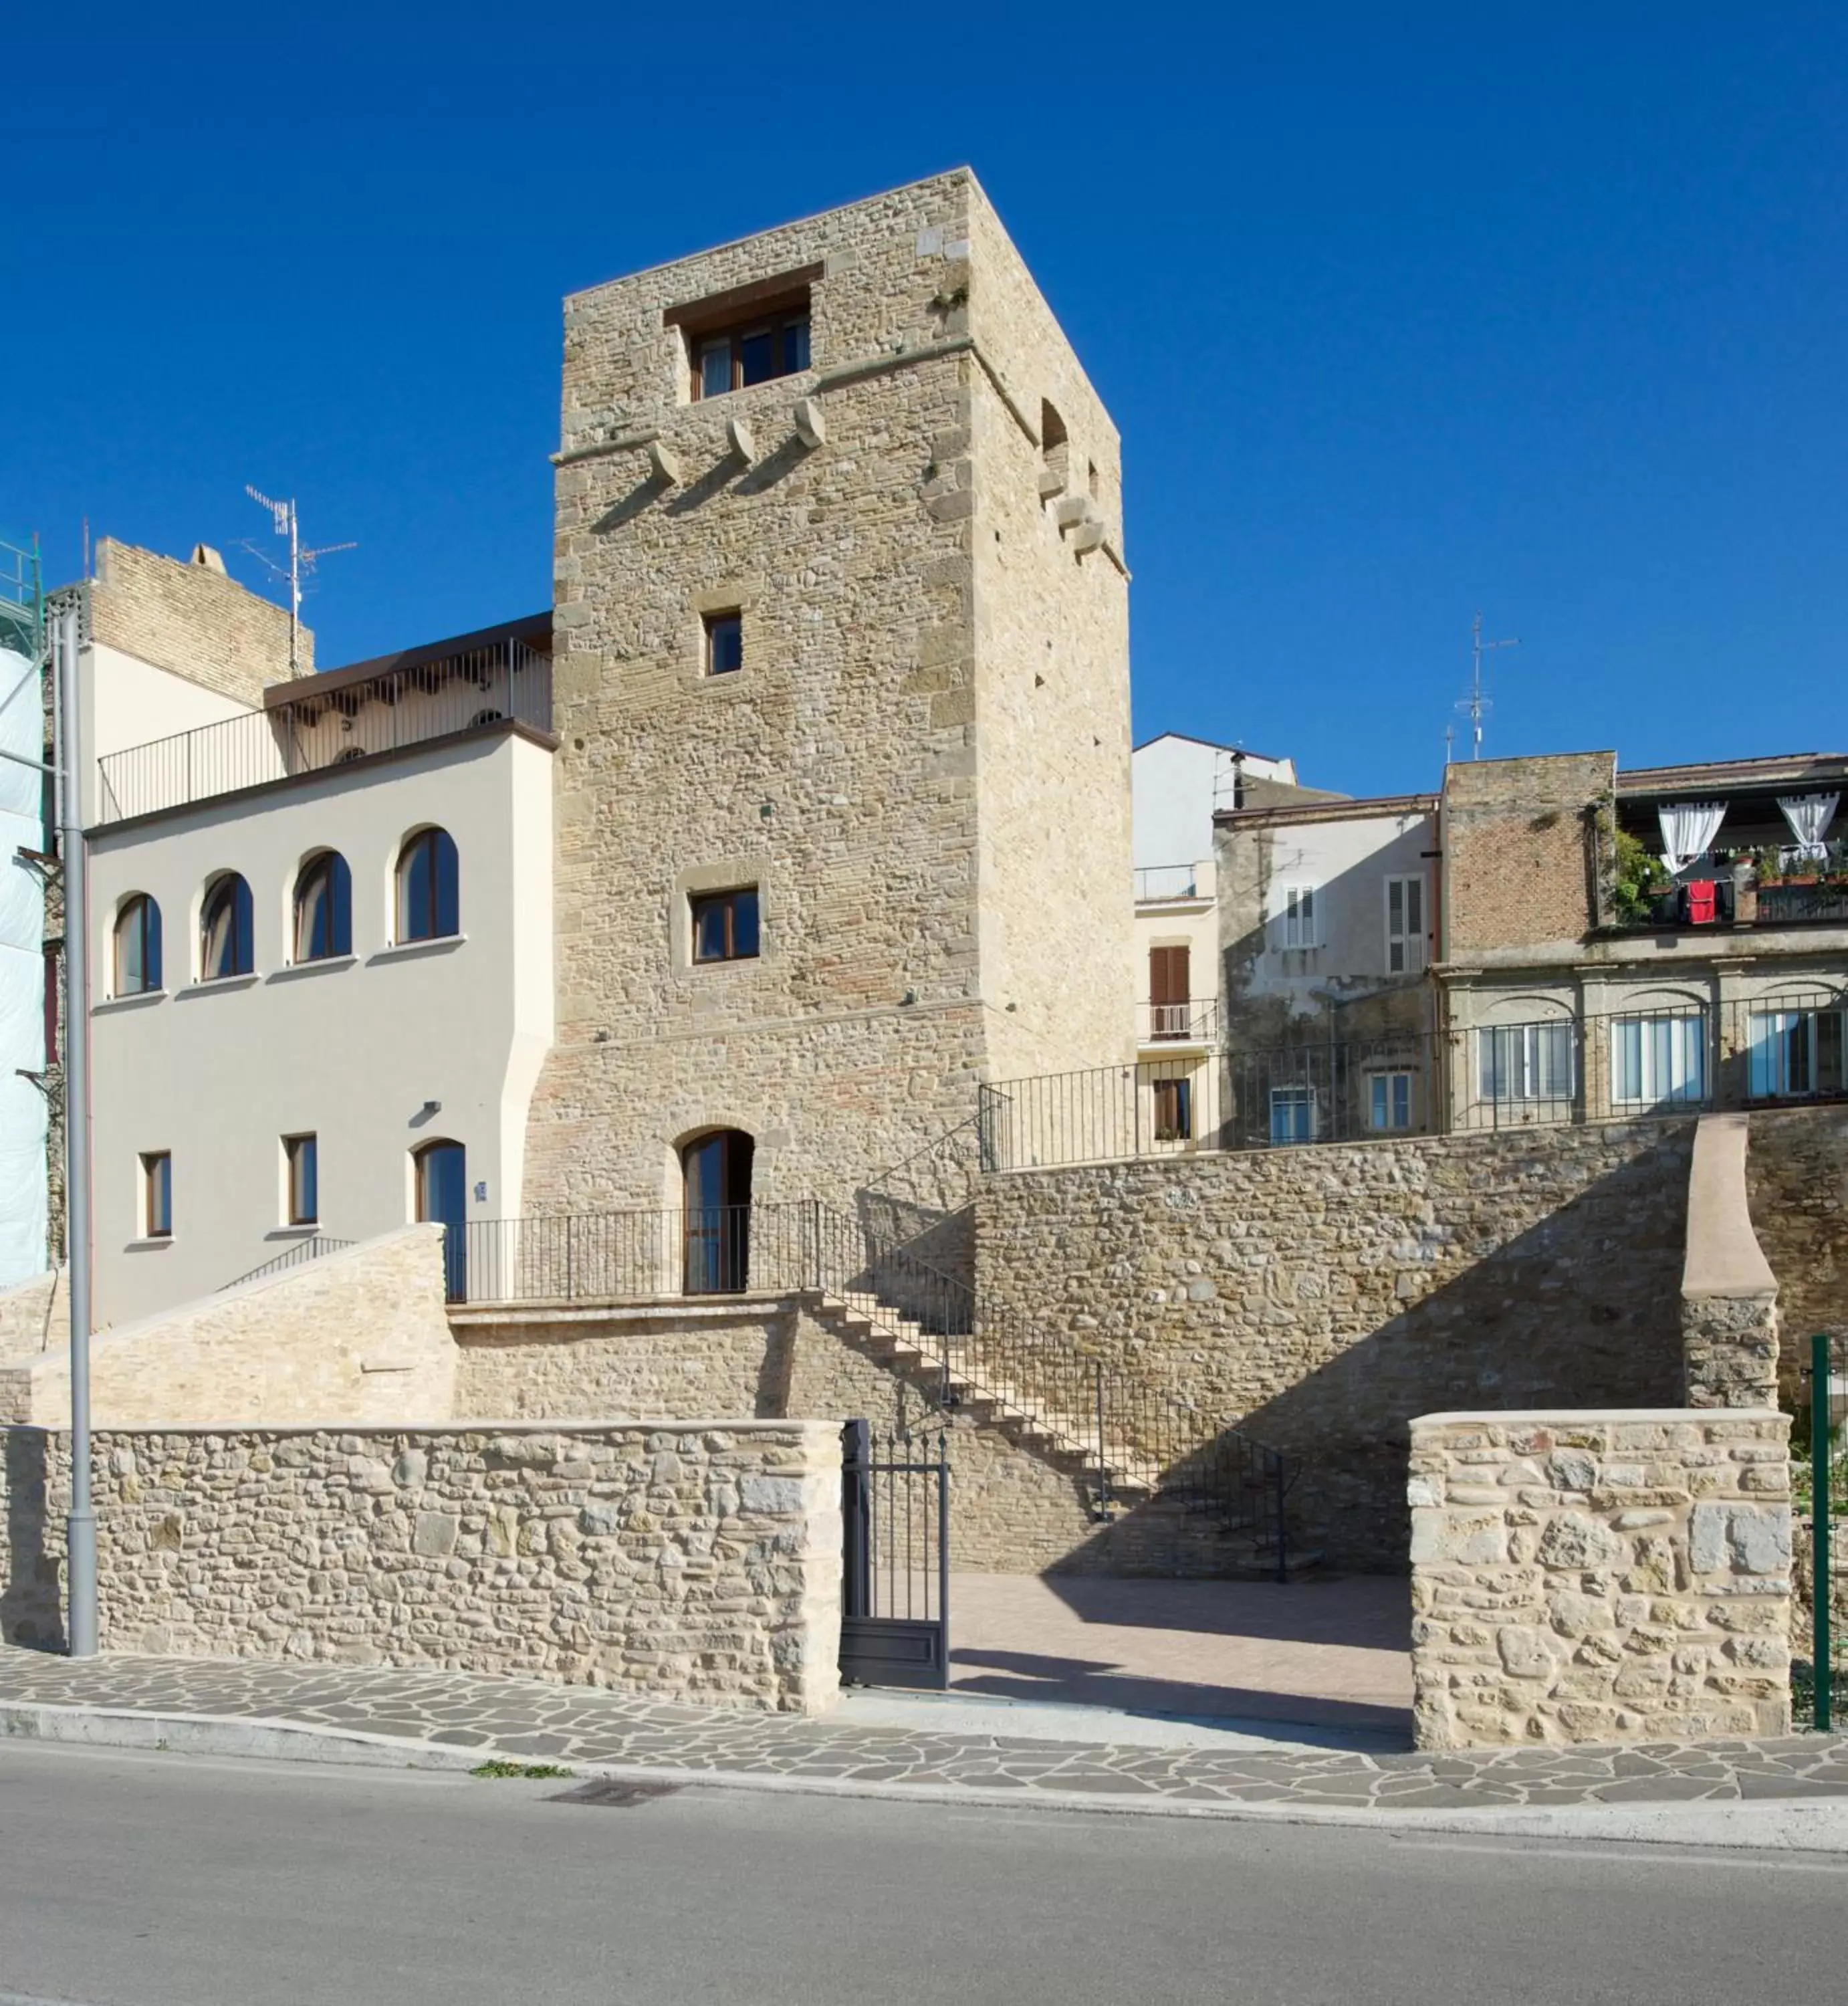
[[1814, 1331, 1833, 1735], [841, 1419, 871, 1624], [57, 605, 97, 1657]]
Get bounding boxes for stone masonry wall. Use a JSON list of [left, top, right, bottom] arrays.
[[1746, 1105, 1848, 1405], [91, 538, 310, 700], [1441, 752, 1613, 958], [975, 1125, 1694, 1569], [1409, 1409, 1791, 1749], [0, 1270, 65, 1357], [526, 168, 1133, 1223], [0, 1420, 839, 1712], [0, 1227, 455, 1427], [452, 1297, 1127, 1574]]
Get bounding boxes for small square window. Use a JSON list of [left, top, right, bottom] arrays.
[[142, 1150, 172, 1238], [285, 1133, 319, 1226], [1153, 1076, 1192, 1141], [691, 887, 760, 964], [704, 611, 743, 677]]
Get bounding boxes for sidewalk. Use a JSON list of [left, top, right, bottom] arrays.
[[4, 1646, 1848, 1844]]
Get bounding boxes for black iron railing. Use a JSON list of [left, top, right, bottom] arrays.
[[218, 1235, 355, 1291], [981, 994, 1848, 1172], [453, 1197, 1292, 1564], [96, 637, 552, 823]]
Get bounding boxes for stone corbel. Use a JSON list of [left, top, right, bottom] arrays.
[[793, 398, 827, 450], [726, 417, 757, 465], [649, 439, 682, 485]]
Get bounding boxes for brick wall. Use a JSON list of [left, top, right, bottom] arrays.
[[975, 1124, 1694, 1569], [90, 539, 310, 700], [1409, 1408, 1791, 1747], [1441, 752, 1613, 957], [0, 1419, 840, 1712]]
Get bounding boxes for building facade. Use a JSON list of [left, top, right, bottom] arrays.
[[50, 171, 1138, 1324]]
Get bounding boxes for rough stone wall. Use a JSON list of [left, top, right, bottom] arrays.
[[0, 1419, 840, 1713], [90, 539, 310, 699], [0, 1227, 454, 1427], [0, 1269, 64, 1357], [1441, 752, 1613, 958], [526, 167, 1133, 1222], [975, 1125, 1694, 1569], [1409, 1409, 1791, 1748], [965, 182, 1135, 1083], [1746, 1105, 1848, 1404]]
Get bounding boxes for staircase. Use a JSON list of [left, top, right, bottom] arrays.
[[795, 1203, 1305, 1579]]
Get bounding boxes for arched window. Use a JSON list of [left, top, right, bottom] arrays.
[[681, 1128, 754, 1294], [396, 827, 459, 943], [293, 851, 352, 962], [199, 872, 253, 981], [113, 895, 162, 996], [1040, 399, 1070, 491]]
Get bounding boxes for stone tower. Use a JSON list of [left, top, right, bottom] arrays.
[[524, 169, 1135, 1219]]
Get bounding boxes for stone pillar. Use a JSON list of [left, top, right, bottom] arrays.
[[1681, 1114, 1780, 1407], [1409, 1408, 1791, 1749]]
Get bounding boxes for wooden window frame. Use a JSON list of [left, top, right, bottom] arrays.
[[690, 887, 761, 964], [1385, 873, 1425, 976], [200, 873, 253, 981], [703, 610, 744, 677], [285, 1133, 319, 1226], [396, 828, 459, 944], [142, 1150, 172, 1239], [1153, 1075, 1193, 1142], [668, 271, 819, 403], [114, 893, 162, 996]]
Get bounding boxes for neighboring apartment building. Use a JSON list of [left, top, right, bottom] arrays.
[[60, 169, 1137, 1325], [1205, 748, 1848, 1147], [1129, 732, 1301, 1147]]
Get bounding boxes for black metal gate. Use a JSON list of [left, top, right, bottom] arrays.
[[838, 1419, 950, 1691]]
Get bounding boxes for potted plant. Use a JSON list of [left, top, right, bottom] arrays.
[[1611, 826, 1668, 925]]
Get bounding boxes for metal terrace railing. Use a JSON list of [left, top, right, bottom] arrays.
[[218, 1235, 355, 1291], [96, 636, 552, 823], [981, 992, 1848, 1172]]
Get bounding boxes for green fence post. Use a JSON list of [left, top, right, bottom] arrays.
[[1815, 1330, 1833, 1735]]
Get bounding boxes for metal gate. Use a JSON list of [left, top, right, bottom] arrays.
[[1805, 1331, 1846, 1730], [838, 1419, 950, 1691]]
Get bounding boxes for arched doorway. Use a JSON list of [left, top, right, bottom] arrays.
[[415, 1139, 467, 1301], [681, 1129, 754, 1294]]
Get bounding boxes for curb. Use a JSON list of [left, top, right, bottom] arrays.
[[6, 1699, 1848, 1852]]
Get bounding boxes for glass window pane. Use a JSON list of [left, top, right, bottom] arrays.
[[782, 318, 810, 373], [290, 1137, 318, 1223], [699, 340, 731, 398], [707, 614, 743, 675], [144, 901, 162, 990], [1393, 1073, 1411, 1127], [731, 889, 760, 958], [693, 897, 726, 962], [402, 836, 431, 940], [120, 904, 144, 993], [433, 831, 459, 937], [738, 328, 774, 385]]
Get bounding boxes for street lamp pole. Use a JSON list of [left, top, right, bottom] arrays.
[[56, 603, 96, 1656]]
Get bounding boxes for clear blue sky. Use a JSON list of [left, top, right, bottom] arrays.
[[7, 3, 1844, 796]]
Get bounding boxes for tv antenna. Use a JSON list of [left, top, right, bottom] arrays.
[[242, 487, 356, 677], [1457, 610, 1518, 759]]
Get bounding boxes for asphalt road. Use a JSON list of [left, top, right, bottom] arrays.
[[1, 1744, 1845, 2006]]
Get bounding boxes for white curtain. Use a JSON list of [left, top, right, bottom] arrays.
[[1658, 800, 1726, 875], [1777, 791, 1839, 861]]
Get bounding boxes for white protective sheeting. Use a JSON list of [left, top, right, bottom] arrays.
[[0, 638, 49, 1288]]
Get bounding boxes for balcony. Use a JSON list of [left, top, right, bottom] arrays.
[[96, 634, 552, 825], [1135, 859, 1215, 905], [1138, 996, 1220, 1047]]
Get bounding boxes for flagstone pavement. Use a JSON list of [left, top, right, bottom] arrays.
[[3, 1648, 1847, 1815]]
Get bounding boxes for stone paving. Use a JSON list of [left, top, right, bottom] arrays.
[[3, 1648, 1848, 1813]]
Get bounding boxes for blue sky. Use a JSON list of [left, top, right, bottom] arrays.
[[7, 3, 1843, 796]]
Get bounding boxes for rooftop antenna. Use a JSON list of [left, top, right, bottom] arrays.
[[1458, 610, 1518, 759], [242, 487, 356, 677]]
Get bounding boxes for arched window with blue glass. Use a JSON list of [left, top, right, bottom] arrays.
[[199, 872, 253, 980], [113, 894, 162, 996], [395, 826, 459, 944], [293, 850, 352, 962]]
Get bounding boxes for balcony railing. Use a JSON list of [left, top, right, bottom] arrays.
[[1138, 997, 1220, 1045], [980, 992, 1848, 1172], [96, 637, 552, 824], [1135, 861, 1213, 903], [1758, 882, 1848, 925]]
